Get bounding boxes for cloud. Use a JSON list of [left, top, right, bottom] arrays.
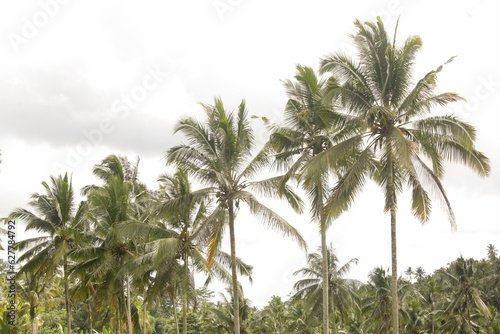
[[0, 64, 200, 157]]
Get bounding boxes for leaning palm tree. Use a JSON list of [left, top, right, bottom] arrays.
[[315, 17, 490, 333], [292, 244, 359, 332], [270, 65, 356, 334], [10, 173, 88, 334], [167, 97, 306, 334]]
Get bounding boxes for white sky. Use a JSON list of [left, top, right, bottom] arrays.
[[1, 0, 499, 308]]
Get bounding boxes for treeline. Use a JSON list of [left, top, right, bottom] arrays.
[[1, 16, 494, 334], [2, 247, 499, 333]]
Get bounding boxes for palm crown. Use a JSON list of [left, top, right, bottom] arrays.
[[317, 18, 489, 222], [314, 18, 490, 333], [167, 97, 305, 334]]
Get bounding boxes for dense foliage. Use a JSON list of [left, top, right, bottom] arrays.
[[2, 248, 500, 333]]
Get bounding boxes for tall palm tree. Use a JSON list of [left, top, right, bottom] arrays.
[[292, 244, 359, 332], [10, 173, 87, 334], [73, 155, 144, 334], [315, 17, 490, 333], [167, 97, 306, 334], [120, 167, 253, 334], [270, 65, 356, 334]]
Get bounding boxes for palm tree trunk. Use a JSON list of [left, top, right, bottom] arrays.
[[122, 286, 132, 334], [331, 286, 337, 334], [172, 288, 180, 334], [64, 260, 72, 334], [228, 201, 240, 334], [388, 157, 399, 334], [31, 308, 36, 334], [318, 181, 329, 334], [126, 277, 133, 334], [430, 303, 435, 334], [183, 253, 189, 334], [119, 305, 123, 334], [143, 297, 147, 334], [321, 228, 330, 334], [87, 293, 93, 334], [192, 265, 197, 310], [114, 302, 119, 334]]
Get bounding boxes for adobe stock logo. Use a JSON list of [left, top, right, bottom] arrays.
[[7, 0, 72, 54]]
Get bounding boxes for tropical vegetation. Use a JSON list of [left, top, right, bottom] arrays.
[[1, 17, 494, 334]]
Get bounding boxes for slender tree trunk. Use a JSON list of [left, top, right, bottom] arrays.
[[126, 277, 133, 334], [31, 308, 36, 334], [331, 286, 336, 334], [87, 292, 93, 334], [183, 253, 189, 334], [430, 303, 435, 334], [122, 286, 132, 334], [143, 296, 147, 334], [321, 228, 330, 334], [228, 201, 240, 334], [172, 288, 180, 334], [388, 157, 399, 334], [318, 181, 329, 334], [118, 299, 123, 334], [114, 302, 119, 334], [64, 260, 72, 334], [192, 263, 197, 310]]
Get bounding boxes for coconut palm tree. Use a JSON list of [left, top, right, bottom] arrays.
[[120, 167, 253, 334], [292, 244, 359, 332], [10, 173, 88, 334], [270, 65, 357, 334], [315, 17, 490, 333], [285, 298, 319, 334], [167, 97, 306, 334], [416, 279, 442, 333], [15, 272, 62, 334], [414, 267, 426, 284], [72, 155, 145, 334], [405, 267, 414, 283], [256, 296, 288, 333], [439, 257, 492, 331], [487, 244, 498, 262], [202, 290, 256, 334]]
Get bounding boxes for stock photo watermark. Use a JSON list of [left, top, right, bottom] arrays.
[[212, 0, 244, 21], [51, 65, 169, 174], [7, 0, 72, 54], [6, 220, 17, 327], [452, 74, 499, 119]]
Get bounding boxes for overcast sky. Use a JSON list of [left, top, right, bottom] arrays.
[[1, 0, 499, 308]]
